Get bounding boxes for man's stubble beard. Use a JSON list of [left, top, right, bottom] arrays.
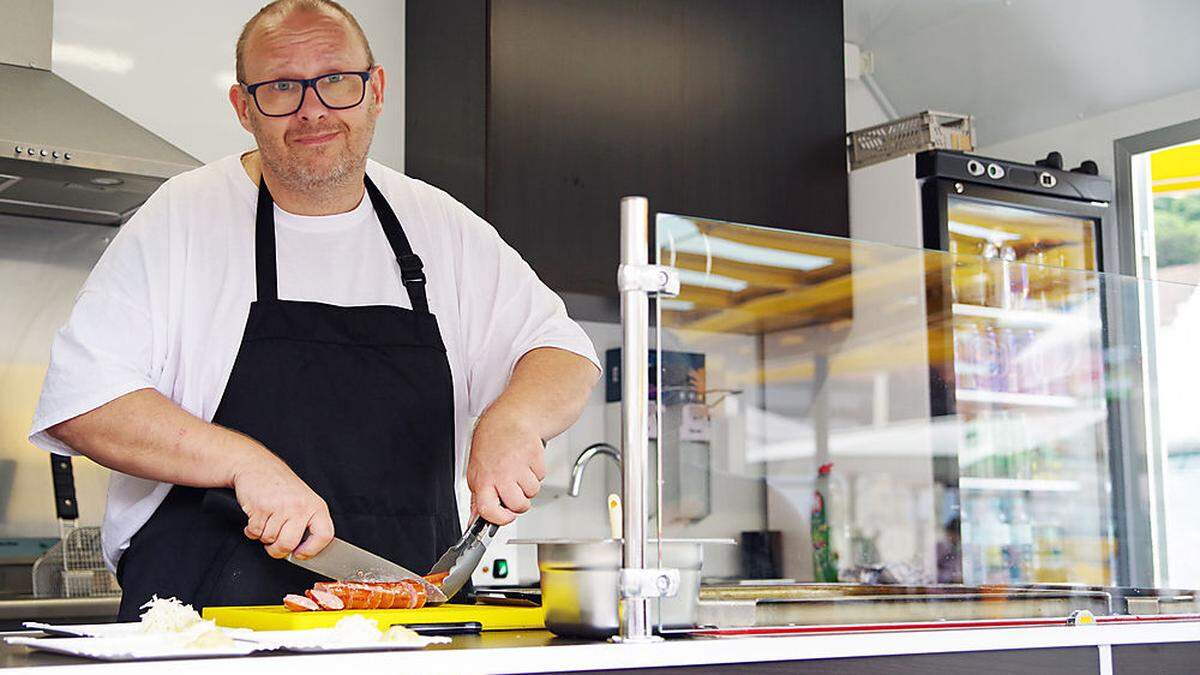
[[251, 102, 377, 196]]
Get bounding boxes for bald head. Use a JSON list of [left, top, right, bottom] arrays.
[[236, 0, 374, 83]]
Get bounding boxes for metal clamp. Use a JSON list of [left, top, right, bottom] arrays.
[[1067, 609, 1097, 626], [619, 567, 680, 600], [617, 264, 680, 297]]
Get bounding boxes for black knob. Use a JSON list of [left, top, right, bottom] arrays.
[[1035, 151, 1064, 170], [1070, 160, 1099, 176]]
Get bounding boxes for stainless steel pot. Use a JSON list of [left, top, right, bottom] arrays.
[[509, 538, 734, 639]]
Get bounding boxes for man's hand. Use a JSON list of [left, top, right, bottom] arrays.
[[230, 449, 334, 560], [466, 412, 546, 525]]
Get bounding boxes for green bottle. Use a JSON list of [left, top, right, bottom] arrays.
[[811, 462, 839, 582]]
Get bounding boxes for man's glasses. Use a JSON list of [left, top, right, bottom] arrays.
[[241, 68, 374, 117]]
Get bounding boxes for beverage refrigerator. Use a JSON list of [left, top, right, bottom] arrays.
[[916, 150, 1120, 586]]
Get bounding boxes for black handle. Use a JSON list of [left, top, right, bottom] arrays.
[[201, 488, 247, 527], [49, 455, 78, 521], [466, 515, 501, 540], [396, 621, 482, 636]]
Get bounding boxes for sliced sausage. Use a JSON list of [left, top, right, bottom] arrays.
[[388, 582, 413, 609], [400, 580, 424, 609], [366, 586, 384, 610], [283, 593, 320, 612], [345, 584, 372, 609], [315, 582, 351, 607], [306, 588, 345, 611], [377, 585, 396, 610]]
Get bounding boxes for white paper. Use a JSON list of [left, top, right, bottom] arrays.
[[5, 635, 261, 661]]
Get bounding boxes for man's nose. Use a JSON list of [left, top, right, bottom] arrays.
[[296, 83, 328, 121]]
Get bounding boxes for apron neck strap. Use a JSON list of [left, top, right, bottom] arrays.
[[254, 174, 430, 313], [254, 177, 279, 302], [364, 175, 429, 314]]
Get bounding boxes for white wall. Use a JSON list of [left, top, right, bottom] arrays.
[[982, 86, 1200, 179], [52, 0, 406, 170], [0, 219, 114, 537], [845, 77, 922, 249]]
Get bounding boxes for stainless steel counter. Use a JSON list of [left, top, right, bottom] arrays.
[[0, 596, 119, 631]]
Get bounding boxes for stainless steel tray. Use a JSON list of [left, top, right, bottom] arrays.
[[696, 583, 1120, 628]]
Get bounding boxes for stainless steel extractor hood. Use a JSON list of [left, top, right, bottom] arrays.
[[0, 0, 201, 226]]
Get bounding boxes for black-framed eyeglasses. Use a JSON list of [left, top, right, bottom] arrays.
[[241, 67, 374, 117]]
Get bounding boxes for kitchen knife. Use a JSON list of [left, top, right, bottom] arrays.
[[201, 489, 447, 605], [427, 515, 500, 601]]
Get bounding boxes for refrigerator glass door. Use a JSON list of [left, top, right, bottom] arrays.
[[946, 198, 1114, 586]]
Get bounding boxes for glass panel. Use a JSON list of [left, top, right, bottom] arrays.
[[1144, 144, 1200, 587], [946, 198, 1099, 278], [949, 238, 1113, 587], [647, 211, 1200, 633]]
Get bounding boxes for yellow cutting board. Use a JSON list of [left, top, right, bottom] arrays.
[[203, 603, 544, 632]]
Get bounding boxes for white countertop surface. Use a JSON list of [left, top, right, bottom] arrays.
[[5, 619, 1200, 674]]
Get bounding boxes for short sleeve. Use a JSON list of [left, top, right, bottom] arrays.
[[28, 185, 170, 455], [451, 202, 600, 417]]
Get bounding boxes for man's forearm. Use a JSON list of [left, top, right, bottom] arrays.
[[481, 347, 600, 441], [47, 388, 273, 489]]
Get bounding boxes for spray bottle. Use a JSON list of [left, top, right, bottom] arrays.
[[811, 462, 839, 582]]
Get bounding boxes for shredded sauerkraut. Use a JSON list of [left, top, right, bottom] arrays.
[[329, 614, 384, 642], [323, 615, 425, 644], [136, 595, 235, 649], [179, 620, 235, 649], [137, 595, 203, 633]]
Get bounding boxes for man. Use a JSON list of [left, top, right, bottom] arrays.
[[28, 0, 599, 619]]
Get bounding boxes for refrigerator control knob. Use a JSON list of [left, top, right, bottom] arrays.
[[966, 159, 985, 176], [1039, 172, 1058, 189], [954, 182, 965, 194], [1035, 151, 1064, 170], [1070, 160, 1100, 176], [986, 163, 1006, 180]]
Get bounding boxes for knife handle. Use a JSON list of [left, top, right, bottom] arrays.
[[201, 488, 247, 526], [49, 455, 79, 521], [398, 621, 482, 636], [465, 515, 501, 545]]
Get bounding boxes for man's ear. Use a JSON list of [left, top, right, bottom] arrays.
[[229, 85, 254, 133], [369, 65, 386, 116]]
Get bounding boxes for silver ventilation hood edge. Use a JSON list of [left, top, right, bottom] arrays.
[[1, 134, 199, 181], [0, 0, 202, 225], [0, 61, 202, 225], [0, 62, 202, 180]]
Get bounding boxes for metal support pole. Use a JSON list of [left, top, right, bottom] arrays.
[[614, 196, 681, 644], [619, 196, 653, 642]]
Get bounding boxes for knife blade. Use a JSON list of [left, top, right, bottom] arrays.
[[201, 489, 447, 604], [428, 515, 500, 601]]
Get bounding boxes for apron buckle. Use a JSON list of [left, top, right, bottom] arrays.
[[397, 254, 426, 283]]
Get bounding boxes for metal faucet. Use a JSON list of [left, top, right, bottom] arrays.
[[567, 443, 622, 497]]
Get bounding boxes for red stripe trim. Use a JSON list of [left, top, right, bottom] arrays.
[[689, 613, 1200, 637]]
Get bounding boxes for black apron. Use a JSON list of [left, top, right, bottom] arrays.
[[116, 175, 462, 619]]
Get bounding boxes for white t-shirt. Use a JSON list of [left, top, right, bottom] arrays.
[[28, 153, 599, 571]]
